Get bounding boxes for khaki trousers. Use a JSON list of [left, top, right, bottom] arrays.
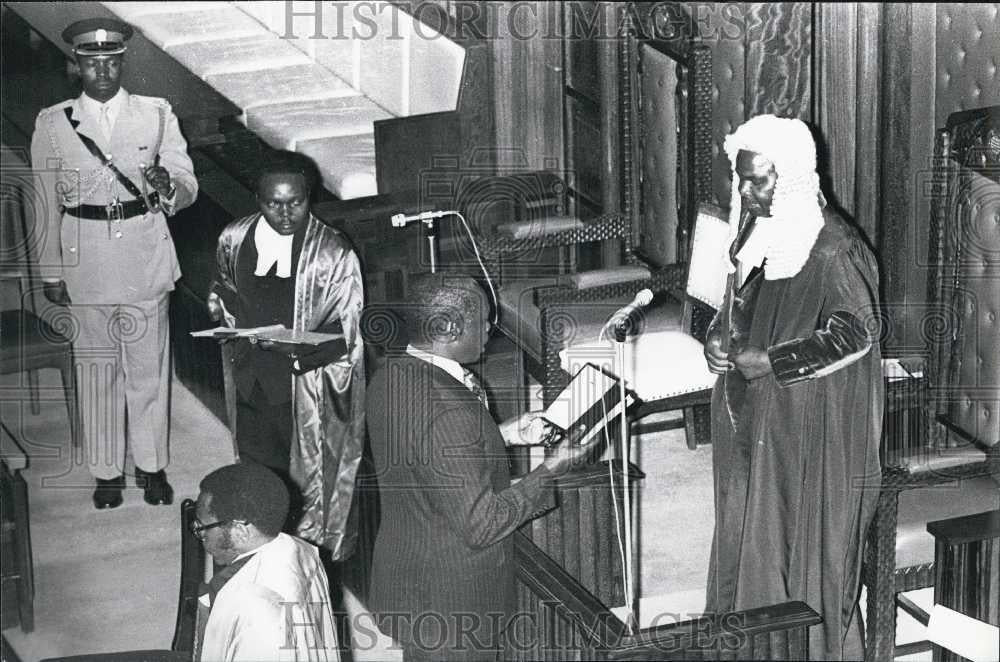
[[70, 295, 170, 480]]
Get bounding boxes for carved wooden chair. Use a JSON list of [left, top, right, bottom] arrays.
[[862, 105, 1000, 662], [0, 278, 81, 451], [885, 509, 1000, 661], [1, 145, 81, 450], [171, 498, 208, 658], [1, 423, 33, 634], [475, 5, 715, 448]]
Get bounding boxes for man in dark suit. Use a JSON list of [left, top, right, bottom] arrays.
[[366, 273, 599, 661]]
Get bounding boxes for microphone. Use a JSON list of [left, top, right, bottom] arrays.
[[604, 289, 654, 338], [390, 210, 450, 227]]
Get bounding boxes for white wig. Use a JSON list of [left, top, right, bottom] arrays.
[[723, 114, 826, 279]]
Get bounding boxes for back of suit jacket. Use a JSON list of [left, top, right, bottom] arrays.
[[366, 352, 553, 656]]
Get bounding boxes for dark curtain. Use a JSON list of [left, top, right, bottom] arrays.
[[745, 2, 813, 121]]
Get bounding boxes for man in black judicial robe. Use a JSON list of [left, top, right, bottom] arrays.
[[703, 115, 883, 661], [208, 153, 365, 553]]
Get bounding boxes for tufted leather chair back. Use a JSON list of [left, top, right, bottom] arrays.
[[935, 4, 1000, 123], [929, 105, 1000, 448], [620, 3, 713, 270]]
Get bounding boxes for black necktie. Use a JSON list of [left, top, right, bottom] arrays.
[[461, 368, 489, 408]]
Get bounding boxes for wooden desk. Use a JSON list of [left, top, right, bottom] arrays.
[[927, 509, 1000, 662], [0, 423, 33, 633]]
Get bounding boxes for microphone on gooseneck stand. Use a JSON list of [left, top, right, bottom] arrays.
[[390, 210, 450, 227], [604, 289, 654, 342], [390, 210, 450, 272], [387, 209, 500, 325]]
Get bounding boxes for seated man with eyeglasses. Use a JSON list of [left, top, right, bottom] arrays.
[[194, 462, 341, 661]]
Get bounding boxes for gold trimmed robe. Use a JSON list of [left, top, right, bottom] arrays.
[[210, 213, 365, 559]]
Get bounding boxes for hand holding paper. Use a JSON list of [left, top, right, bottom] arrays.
[[542, 363, 632, 433]]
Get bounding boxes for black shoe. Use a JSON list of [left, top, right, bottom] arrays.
[[136, 468, 174, 506], [93, 476, 125, 509]]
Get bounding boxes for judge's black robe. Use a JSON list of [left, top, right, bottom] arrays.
[[706, 210, 883, 661]]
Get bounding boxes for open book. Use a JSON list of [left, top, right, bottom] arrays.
[[543, 363, 635, 444], [190, 324, 343, 347]]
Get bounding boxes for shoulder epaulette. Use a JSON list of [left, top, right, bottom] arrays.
[[37, 99, 74, 117], [130, 94, 169, 108]]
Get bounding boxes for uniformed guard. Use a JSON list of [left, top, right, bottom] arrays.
[[30, 17, 198, 509]]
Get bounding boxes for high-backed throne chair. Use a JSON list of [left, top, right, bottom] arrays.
[[862, 105, 1000, 661]]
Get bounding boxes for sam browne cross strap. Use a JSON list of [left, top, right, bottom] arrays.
[[61, 106, 160, 221]]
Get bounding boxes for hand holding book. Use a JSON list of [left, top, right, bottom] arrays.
[[191, 323, 348, 373], [499, 411, 556, 447], [542, 423, 600, 475], [288, 337, 350, 375]]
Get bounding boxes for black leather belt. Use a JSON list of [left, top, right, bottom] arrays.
[[63, 194, 159, 220]]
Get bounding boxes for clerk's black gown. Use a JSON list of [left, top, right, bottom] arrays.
[[706, 209, 883, 661]]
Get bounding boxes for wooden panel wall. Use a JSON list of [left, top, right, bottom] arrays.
[[876, 4, 939, 354], [492, 2, 565, 174]]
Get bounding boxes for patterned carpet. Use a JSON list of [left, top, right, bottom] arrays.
[[634, 418, 714, 619]]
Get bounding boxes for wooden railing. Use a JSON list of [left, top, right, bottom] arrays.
[[511, 530, 821, 660]]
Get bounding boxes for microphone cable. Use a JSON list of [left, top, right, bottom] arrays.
[[447, 210, 500, 326]]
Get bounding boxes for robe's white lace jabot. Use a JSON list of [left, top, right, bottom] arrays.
[[723, 115, 825, 280]]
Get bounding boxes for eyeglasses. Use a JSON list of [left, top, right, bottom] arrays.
[[189, 516, 245, 539]]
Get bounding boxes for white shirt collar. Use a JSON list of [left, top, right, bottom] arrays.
[[79, 87, 126, 130], [405, 344, 468, 387], [254, 215, 295, 278], [232, 532, 285, 564]]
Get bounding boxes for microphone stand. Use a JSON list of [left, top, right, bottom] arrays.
[[424, 218, 438, 273], [611, 322, 638, 633], [391, 209, 499, 325]]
